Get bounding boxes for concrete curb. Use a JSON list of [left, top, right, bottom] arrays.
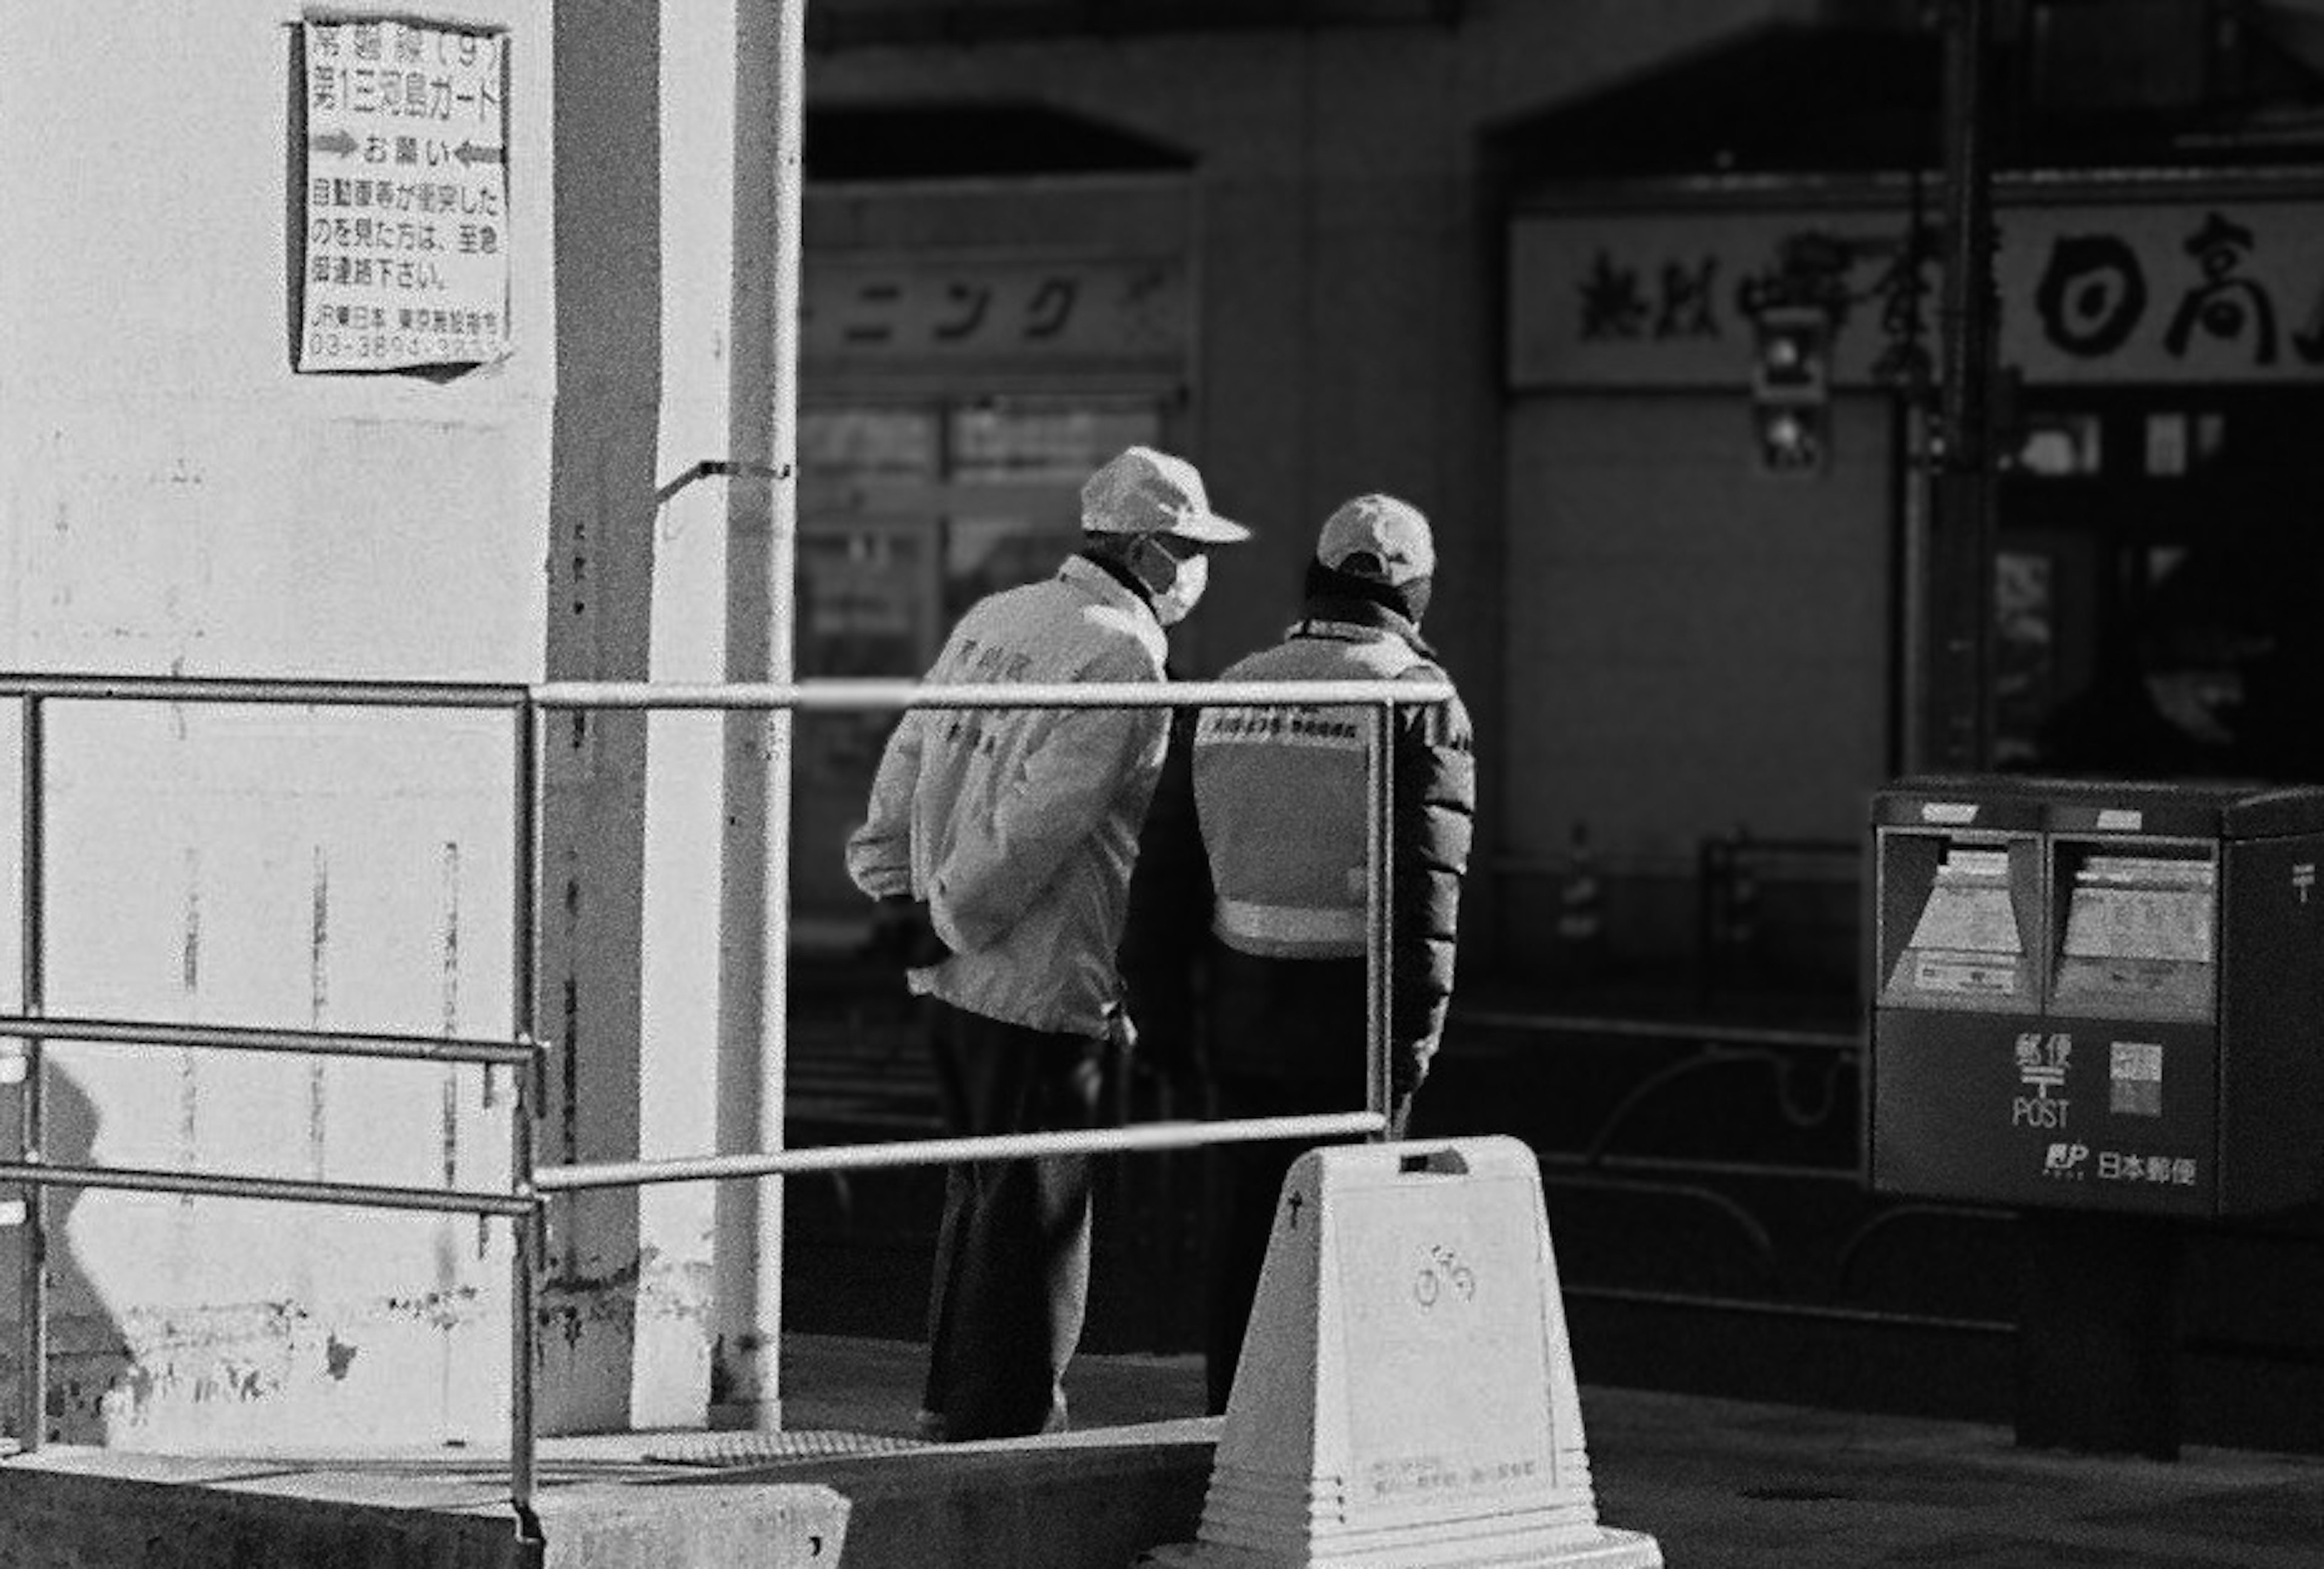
[[0, 1418, 1219, 1569], [757, 1418, 1216, 1569], [0, 1447, 853, 1569]]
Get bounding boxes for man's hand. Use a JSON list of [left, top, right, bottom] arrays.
[[1392, 1043, 1434, 1102], [1114, 1004, 1215, 1116], [869, 895, 952, 969]]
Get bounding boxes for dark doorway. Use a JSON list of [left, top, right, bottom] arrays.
[[1995, 387, 2324, 785]]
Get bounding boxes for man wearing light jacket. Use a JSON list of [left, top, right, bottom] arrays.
[[846, 444, 1250, 1440], [1189, 492, 1476, 1414]]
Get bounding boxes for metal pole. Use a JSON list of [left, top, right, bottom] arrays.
[[15, 696, 44, 1452], [0, 1160, 534, 1217], [0, 1015, 534, 1067], [538, 1112, 1391, 1192], [1366, 703, 1394, 1140], [0, 675, 526, 710], [531, 676, 1452, 714], [1931, 0, 1999, 771], [513, 703, 539, 1084], [508, 699, 542, 1540], [509, 1046, 542, 1542], [1896, 400, 1938, 775]]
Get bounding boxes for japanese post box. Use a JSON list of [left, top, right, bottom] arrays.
[[1871, 777, 2324, 1218]]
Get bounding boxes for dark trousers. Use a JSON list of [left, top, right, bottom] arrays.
[[1206, 1076, 1321, 1416], [921, 998, 1105, 1440], [1201, 947, 1406, 1415]]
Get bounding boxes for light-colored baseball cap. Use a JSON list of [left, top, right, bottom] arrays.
[[1080, 446, 1252, 544], [1316, 493, 1434, 586]]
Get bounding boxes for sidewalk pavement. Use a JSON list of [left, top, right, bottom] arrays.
[[7, 1332, 2323, 1567], [780, 1332, 2324, 1569]]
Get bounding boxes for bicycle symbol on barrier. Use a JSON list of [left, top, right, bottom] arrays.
[[1413, 1244, 1477, 1311]]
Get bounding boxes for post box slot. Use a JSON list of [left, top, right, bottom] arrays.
[[1877, 831, 2041, 1011], [2048, 839, 2216, 1023]]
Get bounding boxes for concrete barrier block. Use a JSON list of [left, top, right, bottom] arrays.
[[1142, 1136, 1662, 1568]]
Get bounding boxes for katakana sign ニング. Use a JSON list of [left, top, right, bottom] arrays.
[[298, 19, 509, 372]]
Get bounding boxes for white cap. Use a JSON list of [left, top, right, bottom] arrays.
[[1081, 446, 1252, 544], [1316, 494, 1434, 586]]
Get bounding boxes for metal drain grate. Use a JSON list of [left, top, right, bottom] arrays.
[[644, 1429, 929, 1467]]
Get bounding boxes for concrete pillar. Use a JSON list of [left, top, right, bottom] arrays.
[[542, 0, 798, 1434], [709, 0, 801, 1430]]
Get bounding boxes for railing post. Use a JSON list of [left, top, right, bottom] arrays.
[[511, 699, 539, 1111], [1365, 701, 1394, 1140], [508, 696, 542, 1541], [15, 695, 45, 1453], [510, 1043, 542, 1542]]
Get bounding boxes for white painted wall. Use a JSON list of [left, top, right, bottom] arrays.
[[1, 0, 553, 1447]]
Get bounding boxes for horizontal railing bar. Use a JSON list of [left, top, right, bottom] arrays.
[[0, 1160, 533, 1218], [538, 1112, 1389, 1192], [1540, 1150, 1863, 1184], [0, 674, 1456, 714], [531, 679, 1454, 712], [1560, 1282, 2016, 1338], [0, 674, 529, 708], [0, 1015, 538, 1068], [1457, 1010, 1864, 1053]]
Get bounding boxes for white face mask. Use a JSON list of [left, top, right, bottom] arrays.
[[1141, 541, 1209, 627]]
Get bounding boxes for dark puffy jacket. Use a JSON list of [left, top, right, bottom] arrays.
[[1116, 700, 1212, 1084], [1186, 598, 1475, 1086]]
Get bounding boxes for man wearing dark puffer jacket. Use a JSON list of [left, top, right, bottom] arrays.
[[1187, 492, 1476, 1415]]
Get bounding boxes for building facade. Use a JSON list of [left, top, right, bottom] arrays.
[[791, 0, 2324, 991]]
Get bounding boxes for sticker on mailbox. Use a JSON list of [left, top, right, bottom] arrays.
[[2110, 1040, 2164, 1117], [1913, 955, 2021, 995]]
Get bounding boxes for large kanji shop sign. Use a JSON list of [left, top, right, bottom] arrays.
[[1510, 191, 2324, 390]]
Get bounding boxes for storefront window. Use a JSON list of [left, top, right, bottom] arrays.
[[2000, 393, 2324, 784], [799, 405, 940, 487], [1993, 550, 2058, 769], [798, 407, 940, 682], [945, 398, 1161, 620]]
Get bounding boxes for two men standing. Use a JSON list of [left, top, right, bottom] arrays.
[[849, 447, 1474, 1436]]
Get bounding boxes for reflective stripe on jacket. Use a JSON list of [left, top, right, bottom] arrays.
[[1191, 606, 1475, 1065], [845, 556, 1170, 1039], [1193, 627, 1421, 959]]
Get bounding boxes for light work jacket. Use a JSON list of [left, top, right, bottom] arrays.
[[847, 555, 1170, 1039], [1191, 602, 1475, 1064]]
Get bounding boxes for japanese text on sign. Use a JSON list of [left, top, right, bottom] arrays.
[[801, 255, 1188, 372], [299, 19, 509, 372], [1511, 197, 2324, 389]]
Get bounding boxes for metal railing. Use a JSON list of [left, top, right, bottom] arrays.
[[0, 669, 1449, 1542]]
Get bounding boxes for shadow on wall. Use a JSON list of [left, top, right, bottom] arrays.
[[4, 1059, 131, 1446]]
